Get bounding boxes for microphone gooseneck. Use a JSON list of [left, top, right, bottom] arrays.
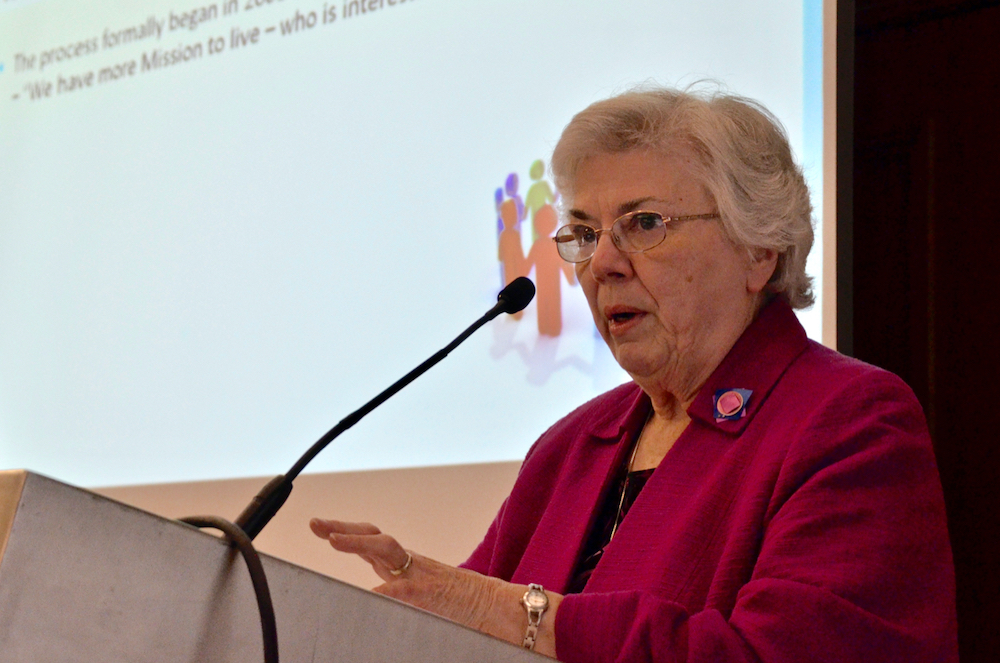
[[234, 278, 536, 540]]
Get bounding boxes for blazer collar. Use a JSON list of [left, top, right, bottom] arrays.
[[582, 297, 809, 441], [687, 297, 809, 434], [588, 384, 651, 443]]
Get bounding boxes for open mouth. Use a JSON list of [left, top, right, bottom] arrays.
[[604, 307, 646, 333]]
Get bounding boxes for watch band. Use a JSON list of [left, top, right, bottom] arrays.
[[521, 583, 549, 650]]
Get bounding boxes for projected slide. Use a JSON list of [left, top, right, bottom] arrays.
[[0, 0, 823, 486]]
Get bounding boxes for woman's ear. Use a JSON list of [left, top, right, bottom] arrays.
[[746, 247, 779, 294]]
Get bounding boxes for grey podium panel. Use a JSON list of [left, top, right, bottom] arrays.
[[0, 471, 545, 663]]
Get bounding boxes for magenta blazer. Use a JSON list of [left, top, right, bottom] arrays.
[[463, 299, 958, 663]]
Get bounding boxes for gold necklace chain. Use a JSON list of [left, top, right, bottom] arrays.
[[609, 411, 651, 542]]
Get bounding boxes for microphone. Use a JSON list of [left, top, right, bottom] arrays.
[[494, 276, 535, 315], [234, 277, 536, 540]]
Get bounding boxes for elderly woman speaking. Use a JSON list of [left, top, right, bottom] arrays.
[[310, 87, 957, 662]]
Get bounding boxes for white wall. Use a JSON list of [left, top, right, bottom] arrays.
[[95, 461, 521, 588]]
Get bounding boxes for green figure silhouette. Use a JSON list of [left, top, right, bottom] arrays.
[[524, 159, 558, 241]]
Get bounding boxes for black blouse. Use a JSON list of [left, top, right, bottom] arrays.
[[565, 466, 656, 595]]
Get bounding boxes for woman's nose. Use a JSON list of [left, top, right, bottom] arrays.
[[587, 229, 633, 281]]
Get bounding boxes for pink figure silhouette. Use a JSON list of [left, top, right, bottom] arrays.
[[498, 198, 528, 320], [525, 204, 575, 336]]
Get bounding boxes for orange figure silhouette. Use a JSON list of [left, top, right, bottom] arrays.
[[498, 198, 527, 319], [525, 204, 575, 336]]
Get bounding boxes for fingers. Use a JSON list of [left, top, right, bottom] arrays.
[[309, 518, 381, 538], [332, 534, 410, 581], [310, 518, 411, 581]]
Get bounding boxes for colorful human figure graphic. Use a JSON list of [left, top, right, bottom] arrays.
[[495, 187, 507, 286], [490, 166, 622, 387], [504, 173, 526, 228], [524, 159, 557, 240], [494, 187, 505, 234], [496, 174, 527, 289], [524, 204, 575, 336], [498, 198, 527, 319], [494, 162, 576, 332]]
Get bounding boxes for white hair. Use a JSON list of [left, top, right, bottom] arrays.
[[551, 85, 815, 309]]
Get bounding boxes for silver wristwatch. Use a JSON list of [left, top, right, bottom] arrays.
[[520, 583, 549, 650]]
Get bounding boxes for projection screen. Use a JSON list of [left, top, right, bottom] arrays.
[[0, 0, 826, 487]]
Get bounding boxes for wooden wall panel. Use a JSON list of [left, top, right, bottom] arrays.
[[852, 3, 1000, 661]]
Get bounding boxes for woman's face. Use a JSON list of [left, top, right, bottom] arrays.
[[570, 148, 775, 398]]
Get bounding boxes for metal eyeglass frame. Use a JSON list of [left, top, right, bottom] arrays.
[[552, 210, 720, 263]]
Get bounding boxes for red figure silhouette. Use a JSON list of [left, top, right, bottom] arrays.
[[525, 204, 575, 336], [498, 198, 527, 319]]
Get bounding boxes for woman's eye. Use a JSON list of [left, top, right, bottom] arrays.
[[633, 213, 663, 231]]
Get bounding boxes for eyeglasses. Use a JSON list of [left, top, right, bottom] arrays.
[[553, 210, 720, 263]]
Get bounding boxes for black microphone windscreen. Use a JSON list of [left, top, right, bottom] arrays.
[[497, 277, 536, 314]]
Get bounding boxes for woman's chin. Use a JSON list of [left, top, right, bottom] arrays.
[[609, 344, 661, 382]]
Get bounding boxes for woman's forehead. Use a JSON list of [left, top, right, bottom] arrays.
[[569, 149, 710, 216]]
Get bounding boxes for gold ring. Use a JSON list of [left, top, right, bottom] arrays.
[[389, 551, 412, 577]]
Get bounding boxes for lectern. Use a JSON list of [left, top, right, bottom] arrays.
[[0, 471, 544, 662]]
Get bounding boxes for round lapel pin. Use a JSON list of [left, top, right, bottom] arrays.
[[713, 388, 753, 422]]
